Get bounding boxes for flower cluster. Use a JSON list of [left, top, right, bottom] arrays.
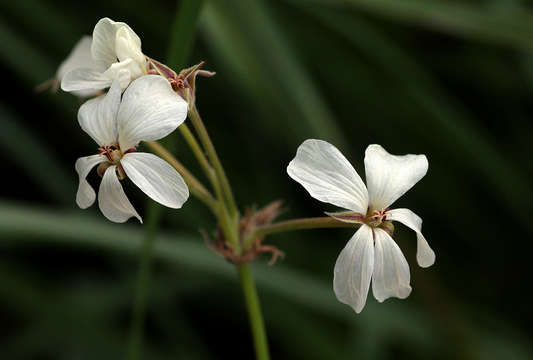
[[62, 18, 190, 222], [57, 17, 435, 315]]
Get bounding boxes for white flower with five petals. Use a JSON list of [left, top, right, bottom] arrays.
[[75, 75, 189, 223], [62, 18, 147, 93], [287, 139, 435, 313]]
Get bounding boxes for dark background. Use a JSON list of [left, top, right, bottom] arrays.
[[1, 0, 532, 359]]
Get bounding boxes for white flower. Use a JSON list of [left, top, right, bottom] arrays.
[[55, 36, 100, 98], [75, 75, 189, 223], [61, 18, 147, 93], [287, 139, 435, 313]]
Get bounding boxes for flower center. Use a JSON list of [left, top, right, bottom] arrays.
[[365, 208, 387, 227], [98, 144, 122, 164], [97, 145, 136, 180]]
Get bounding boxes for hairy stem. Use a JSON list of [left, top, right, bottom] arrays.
[[238, 263, 270, 360], [243, 217, 355, 250]]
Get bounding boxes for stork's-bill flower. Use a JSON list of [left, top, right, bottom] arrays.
[[75, 75, 189, 223], [287, 139, 435, 313], [62, 18, 147, 93]]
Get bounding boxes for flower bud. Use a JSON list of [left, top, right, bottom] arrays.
[[146, 59, 215, 106]]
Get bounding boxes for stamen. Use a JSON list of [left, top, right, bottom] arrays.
[[365, 208, 388, 227], [98, 144, 123, 163]]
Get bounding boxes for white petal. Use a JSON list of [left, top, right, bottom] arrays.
[[92, 18, 141, 71], [75, 154, 106, 209], [57, 36, 98, 80], [102, 59, 141, 89], [121, 152, 189, 208], [333, 225, 374, 313], [61, 68, 112, 92], [372, 227, 411, 302], [77, 78, 122, 146], [117, 75, 188, 150], [287, 139, 369, 214], [364, 144, 428, 210], [98, 165, 142, 223], [115, 26, 145, 66], [387, 208, 435, 268]]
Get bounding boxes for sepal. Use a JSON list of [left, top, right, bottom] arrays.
[[325, 210, 364, 224]]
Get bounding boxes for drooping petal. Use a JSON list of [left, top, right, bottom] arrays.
[[57, 36, 98, 81], [333, 225, 374, 313], [117, 75, 188, 150], [61, 68, 112, 92], [364, 144, 428, 210], [77, 78, 122, 146], [287, 139, 369, 214], [121, 152, 189, 208], [92, 18, 141, 71], [75, 154, 106, 209], [98, 165, 142, 223], [387, 208, 435, 268], [372, 227, 412, 302]]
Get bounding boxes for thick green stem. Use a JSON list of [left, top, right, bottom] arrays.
[[188, 105, 239, 219], [243, 217, 355, 250], [238, 263, 270, 360]]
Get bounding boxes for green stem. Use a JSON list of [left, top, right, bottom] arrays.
[[243, 217, 355, 250], [188, 105, 239, 219], [237, 263, 270, 360], [178, 124, 224, 205], [127, 204, 161, 360]]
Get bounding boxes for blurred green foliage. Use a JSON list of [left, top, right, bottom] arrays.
[[0, 0, 532, 359]]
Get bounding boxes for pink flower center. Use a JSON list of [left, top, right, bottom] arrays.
[[365, 208, 388, 227]]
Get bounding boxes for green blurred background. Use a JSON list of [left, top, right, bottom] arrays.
[[1, 0, 532, 359]]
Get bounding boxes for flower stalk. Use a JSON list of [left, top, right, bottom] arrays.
[[181, 104, 271, 359], [238, 263, 270, 360], [177, 124, 223, 202], [188, 105, 239, 220], [243, 216, 355, 251]]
